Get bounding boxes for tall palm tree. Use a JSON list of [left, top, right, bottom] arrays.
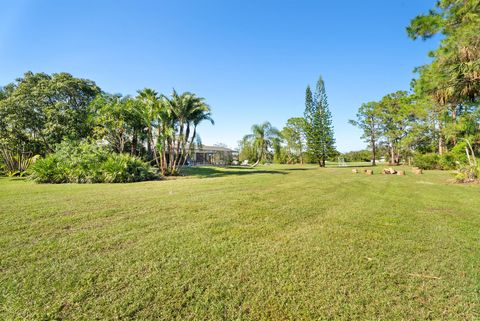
[[187, 100, 214, 154], [244, 121, 280, 167], [161, 90, 213, 174], [136, 88, 161, 166]]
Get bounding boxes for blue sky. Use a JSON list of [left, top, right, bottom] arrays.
[[0, 0, 438, 152]]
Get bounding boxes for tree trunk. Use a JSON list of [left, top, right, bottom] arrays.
[[389, 144, 395, 165], [251, 159, 261, 167], [251, 150, 263, 168], [451, 105, 457, 146], [167, 136, 174, 174], [372, 140, 376, 166], [438, 134, 444, 155], [147, 127, 152, 159], [131, 131, 138, 156]]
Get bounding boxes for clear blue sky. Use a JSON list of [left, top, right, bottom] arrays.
[[1, 0, 438, 152]]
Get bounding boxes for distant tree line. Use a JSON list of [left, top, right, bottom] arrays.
[[0, 72, 213, 180]]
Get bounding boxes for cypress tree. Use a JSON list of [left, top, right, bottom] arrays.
[[304, 76, 335, 167]]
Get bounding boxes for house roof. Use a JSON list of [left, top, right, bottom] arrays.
[[193, 145, 236, 153]]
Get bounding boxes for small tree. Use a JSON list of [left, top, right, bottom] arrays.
[[282, 117, 306, 164]]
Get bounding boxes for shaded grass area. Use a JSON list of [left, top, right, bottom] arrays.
[[1, 165, 479, 320], [181, 165, 288, 178]]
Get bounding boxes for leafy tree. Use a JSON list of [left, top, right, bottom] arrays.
[[407, 0, 480, 105], [238, 136, 257, 164], [90, 94, 144, 154], [304, 77, 335, 167], [377, 91, 416, 165], [281, 117, 307, 164], [349, 102, 382, 165], [408, 0, 480, 155], [0, 72, 100, 171]]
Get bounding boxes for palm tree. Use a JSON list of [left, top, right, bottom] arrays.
[[187, 99, 214, 154], [136, 88, 161, 167], [244, 121, 280, 167], [161, 90, 214, 174]]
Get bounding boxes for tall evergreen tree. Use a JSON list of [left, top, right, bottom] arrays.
[[304, 77, 335, 167]]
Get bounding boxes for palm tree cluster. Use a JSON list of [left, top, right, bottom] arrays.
[[91, 88, 214, 175], [0, 72, 214, 177]]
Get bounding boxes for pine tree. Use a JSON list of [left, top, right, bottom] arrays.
[[304, 76, 335, 167]]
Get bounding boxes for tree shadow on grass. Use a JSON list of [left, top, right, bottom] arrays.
[[183, 166, 288, 178], [326, 164, 374, 168]]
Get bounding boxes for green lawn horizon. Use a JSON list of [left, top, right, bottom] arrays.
[[1, 165, 479, 320]]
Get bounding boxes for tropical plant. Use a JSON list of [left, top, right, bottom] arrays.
[[159, 90, 214, 175], [137, 88, 162, 165], [455, 139, 479, 182], [0, 145, 39, 176], [30, 140, 156, 183], [91, 94, 146, 154], [1, 72, 216, 177], [241, 122, 280, 167]]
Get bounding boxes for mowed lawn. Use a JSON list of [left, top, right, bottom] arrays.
[[1, 165, 479, 320]]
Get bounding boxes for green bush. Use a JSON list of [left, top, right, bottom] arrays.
[[414, 148, 470, 170], [450, 142, 469, 164], [30, 141, 157, 183], [439, 152, 458, 170], [413, 153, 441, 170], [455, 165, 479, 183], [28, 155, 68, 183], [100, 153, 157, 183]]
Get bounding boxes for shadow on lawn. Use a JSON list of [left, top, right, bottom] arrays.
[[183, 166, 288, 178], [326, 164, 374, 168]]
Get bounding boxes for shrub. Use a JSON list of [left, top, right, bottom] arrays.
[[30, 141, 157, 183], [0, 147, 40, 177], [100, 153, 157, 183], [28, 155, 67, 183], [450, 142, 469, 164], [413, 153, 441, 170], [439, 152, 458, 170], [455, 165, 479, 183], [414, 142, 477, 171]]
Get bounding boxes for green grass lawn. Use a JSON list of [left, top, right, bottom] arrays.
[[1, 165, 479, 320]]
